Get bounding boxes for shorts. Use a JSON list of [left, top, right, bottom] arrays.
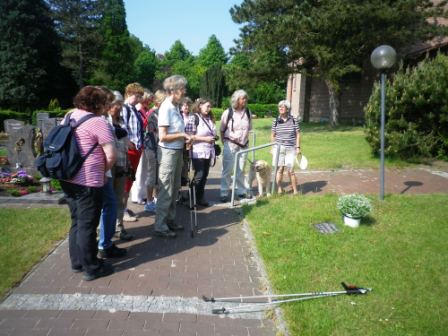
[[272, 145, 296, 170], [144, 149, 157, 187]]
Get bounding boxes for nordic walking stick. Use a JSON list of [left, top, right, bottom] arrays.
[[205, 282, 372, 314]]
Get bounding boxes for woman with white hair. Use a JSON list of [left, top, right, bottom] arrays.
[[271, 100, 301, 194], [155, 75, 191, 238], [219, 89, 252, 202]]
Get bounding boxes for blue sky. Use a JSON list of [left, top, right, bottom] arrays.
[[123, 0, 243, 56]]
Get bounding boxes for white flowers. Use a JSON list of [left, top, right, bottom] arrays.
[[337, 193, 373, 218]]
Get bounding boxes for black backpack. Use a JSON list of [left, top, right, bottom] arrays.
[[35, 112, 98, 180], [223, 106, 251, 132]]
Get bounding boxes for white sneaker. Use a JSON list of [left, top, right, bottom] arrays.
[[123, 209, 137, 222]]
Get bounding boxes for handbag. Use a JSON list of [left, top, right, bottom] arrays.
[[214, 143, 222, 157]]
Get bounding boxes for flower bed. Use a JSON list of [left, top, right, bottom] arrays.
[[0, 169, 41, 197]]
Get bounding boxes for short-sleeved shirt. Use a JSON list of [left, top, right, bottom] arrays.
[[220, 108, 252, 148], [158, 97, 185, 150], [185, 114, 216, 159], [63, 109, 115, 187], [271, 115, 300, 148]]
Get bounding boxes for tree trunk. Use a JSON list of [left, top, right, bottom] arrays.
[[325, 80, 340, 127]]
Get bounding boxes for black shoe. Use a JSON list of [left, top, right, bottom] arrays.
[[99, 244, 127, 259], [71, 265, 83, 273], [83, 262, 114, 281], [167, 221, 184, 231], [220, 196, 228, 203], [154, 229, 177, 238], [119, 230, 133, 241], [197, 199, 209, 207]]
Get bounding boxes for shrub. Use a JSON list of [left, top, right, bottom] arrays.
[[364, 53, 448, 161]]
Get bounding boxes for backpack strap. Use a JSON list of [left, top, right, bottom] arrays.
[[224, 107, 251, 133], [194, 113, 200, 127], [68, 112, 99, 157]]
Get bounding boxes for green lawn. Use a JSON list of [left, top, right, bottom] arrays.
[[243, 119, 409, 169], [0, 207, 70, 298], [243, 194, 448, 335]]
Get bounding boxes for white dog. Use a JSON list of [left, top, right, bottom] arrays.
[[252, 160, 272, 197]]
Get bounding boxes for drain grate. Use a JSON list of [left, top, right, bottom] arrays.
[[314, 222, 339, 234]]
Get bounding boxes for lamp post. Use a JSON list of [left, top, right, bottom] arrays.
[[370, 45, 396, 200]]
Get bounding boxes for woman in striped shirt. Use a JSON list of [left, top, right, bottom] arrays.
[[271, 100, 301, 194]]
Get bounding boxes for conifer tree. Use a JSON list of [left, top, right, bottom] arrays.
[[0, 0, 73, 110]]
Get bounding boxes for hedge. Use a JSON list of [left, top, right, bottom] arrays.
[[0, 110, 31, 132]]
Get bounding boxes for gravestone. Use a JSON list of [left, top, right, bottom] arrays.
[[6, 125, 36, 168], [4, 119, 25, 135], [36, 112, 50, 130], [41, 118, 58, 138]]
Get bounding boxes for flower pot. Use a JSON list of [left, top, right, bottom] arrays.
[[343, 215, 360, 228]]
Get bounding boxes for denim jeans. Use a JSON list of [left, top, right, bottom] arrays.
[[98, 178, 117, 250], [220, 141, 248, 197], [60, 181, 104, 274]]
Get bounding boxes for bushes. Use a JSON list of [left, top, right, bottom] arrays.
[[364, 53, 448, 161]]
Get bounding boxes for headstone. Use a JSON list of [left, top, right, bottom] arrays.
[[6, 125, 36, 168], [36, 112, 50, 130], [4, 119, 24, 134], [41, 118, 58, 138]]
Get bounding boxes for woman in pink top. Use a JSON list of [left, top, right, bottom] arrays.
[[185, 98, 217, 206], [60, 86, 117, 282], [219, 90, 252, 202]]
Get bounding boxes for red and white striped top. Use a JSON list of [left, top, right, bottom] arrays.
[[63, 109, 115, 187]]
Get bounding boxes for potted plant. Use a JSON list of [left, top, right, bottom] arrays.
[[337, 193, 372, 228]]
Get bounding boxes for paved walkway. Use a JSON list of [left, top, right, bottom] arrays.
[[1, 161, 447, 336]]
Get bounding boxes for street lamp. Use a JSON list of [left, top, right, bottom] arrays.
[[370, 45, 396, 200]]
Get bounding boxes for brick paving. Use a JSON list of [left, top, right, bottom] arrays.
[[1, 161, 447, 336]]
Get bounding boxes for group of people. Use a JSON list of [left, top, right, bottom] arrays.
[[60, 75, 301, 281]]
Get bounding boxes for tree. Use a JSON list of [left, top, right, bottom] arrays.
[[91, 0, 134, 90], [156, 41, 203, 98], [0, 0, 73, 110], [197, 35, 228, 67], [231, 0, 448, 126], [48, 0, 102, 88], [200, 64, 226, 106], [134, 48, 158, 89]]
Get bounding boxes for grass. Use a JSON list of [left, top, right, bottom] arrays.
[[243, 119, 409, 169], [243, 194, 448, 335], [0, 207, 70, 298]]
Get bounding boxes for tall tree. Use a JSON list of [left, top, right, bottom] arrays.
[[0, 0, 73, 110], [91, 0, 134, 90], [134, 47, 158, 89], [200, 64, 226, 106], [48, 0, 102, 88], [197, 35, 228, 67], [231, 0, 448, 126], [156, 41, 203, 97]]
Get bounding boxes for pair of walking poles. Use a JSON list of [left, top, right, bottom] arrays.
[[203, 282, 372, 314]]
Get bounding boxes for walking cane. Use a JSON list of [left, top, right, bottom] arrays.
[[187, 146, 198, 237], [203, 282, 372, 314]]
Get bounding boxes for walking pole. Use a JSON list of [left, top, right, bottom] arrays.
[[204, 283, 372, 314]]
